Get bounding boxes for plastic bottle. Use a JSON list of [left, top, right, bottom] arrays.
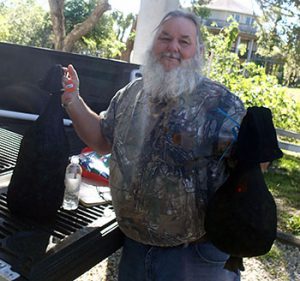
[[62, 156, 82, 210]]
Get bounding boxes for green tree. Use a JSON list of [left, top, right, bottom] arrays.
[[204, 22, 300, 132], [48, 0, 110, 52], [111, 11, 136, 43], [76, 13, 125, 58], [255, 0, 298, 21], [0, 5, 9, 41], [0, 0, 136, 60], [191, 0, 300, 85], [0, 0, 52, 48], [283, 24, 300, 86], [63, 0, 136, 59], [253, 0, 299, 85], [111, 11, 137, 61], [190, 0, 211, 19], [255, 2, 300, 85]]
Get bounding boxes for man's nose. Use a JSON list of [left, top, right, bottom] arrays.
[[167, 39, 180, 52]]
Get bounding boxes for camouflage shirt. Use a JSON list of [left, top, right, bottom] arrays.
[[100, 77, 245, 247]]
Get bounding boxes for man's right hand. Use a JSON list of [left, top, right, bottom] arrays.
[[62, 64, 80, 108]]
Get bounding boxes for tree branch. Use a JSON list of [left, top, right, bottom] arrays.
[[62, 0, 111, 52]]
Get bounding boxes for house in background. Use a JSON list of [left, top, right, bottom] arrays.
[[202, 0, 258, 62]]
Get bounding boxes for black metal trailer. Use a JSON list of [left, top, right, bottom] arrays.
[[0, 43, 139, 281]]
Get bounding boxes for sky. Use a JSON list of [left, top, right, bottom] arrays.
[[35, 0, 264, 17], [36, 0, 141, 14], [36, 0, 195, 14], [109, 0, 140, 14], [34, 0, 266, 21]]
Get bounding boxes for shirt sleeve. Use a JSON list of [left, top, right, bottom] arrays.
[[99, 91, 119, 146], [99, 79, 142, 146]]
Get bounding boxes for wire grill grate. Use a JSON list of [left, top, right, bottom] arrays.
[[0, 128, 22, 174]]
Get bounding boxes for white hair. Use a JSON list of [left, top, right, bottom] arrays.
[[141, 47, 203, 100], [141, 10, 205, 100], [156, 10, 204, 50]]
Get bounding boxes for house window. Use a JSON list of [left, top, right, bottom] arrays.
[[246, 17, 255, 26], [233, 13, 240, 22]]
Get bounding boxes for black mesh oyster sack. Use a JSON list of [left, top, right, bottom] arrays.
[[205, 106, 283, 258], [7, 65, 70, 220]]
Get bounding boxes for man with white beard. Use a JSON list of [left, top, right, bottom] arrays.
[[62, 10, 245, 281]]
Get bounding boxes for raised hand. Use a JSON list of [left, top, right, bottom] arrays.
[[62, 64, 80, 107]]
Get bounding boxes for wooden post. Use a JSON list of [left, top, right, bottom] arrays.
[[247, 39, 254, 61]]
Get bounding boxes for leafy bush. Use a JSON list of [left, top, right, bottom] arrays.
[[202, 22, 300, 132], [287, 215, 300, 235]]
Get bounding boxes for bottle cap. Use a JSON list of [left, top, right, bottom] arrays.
[[70, 156, 80, 165]]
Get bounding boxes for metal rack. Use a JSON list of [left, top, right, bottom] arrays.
[[0, 124, 123, 281]]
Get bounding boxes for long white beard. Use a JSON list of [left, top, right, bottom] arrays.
[[141, 50, 203, 100]]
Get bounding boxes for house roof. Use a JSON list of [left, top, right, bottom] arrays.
[[205, 0, 255, 16]]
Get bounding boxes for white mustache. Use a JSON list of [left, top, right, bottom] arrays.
[[160, 52, 181, 60]]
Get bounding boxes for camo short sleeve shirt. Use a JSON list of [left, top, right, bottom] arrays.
[[100, 77, 245, 247]]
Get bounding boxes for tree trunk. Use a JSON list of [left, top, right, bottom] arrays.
[[48, 0, 111, 52], [48, 0, 65, 50], [120, 17, 137, 62]]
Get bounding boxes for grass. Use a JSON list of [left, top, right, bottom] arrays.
[[255, 242, 294, 281], [266, 153, 300, 207], [258, 244, 290, 280], [244, 153, 300, 280], [257, 92, 300, 281], [264, 152, 300, 235]]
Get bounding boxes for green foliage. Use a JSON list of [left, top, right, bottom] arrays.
[[0, 0, 52, 48], [254, 0, 300, 86], [191, 0, 211, 19], [64, 0, 95, 33], [71, 12, 126, 58], [0, 0, 133, 59], [193, 0, 299, 86], [286, 87, 300, 103], [64, 0, 134, 59], [203, 22, 300, 132], [283, 24, 300, 86], [287, 214, 300, 235], [265, 154, 300, 209], [257, 243, 291, 280], [111, 11, 136, 42], [0, 14, 9, 40], [231, 64, 299, 131]]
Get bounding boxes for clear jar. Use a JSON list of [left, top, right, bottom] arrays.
[[62, 156, 82, 210]]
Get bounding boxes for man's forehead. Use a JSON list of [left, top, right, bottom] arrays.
[[158, 17, 197, 37], [159, 30, 193, 39]]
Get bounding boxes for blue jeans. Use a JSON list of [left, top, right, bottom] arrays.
[[118, 237, 240, 281]]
